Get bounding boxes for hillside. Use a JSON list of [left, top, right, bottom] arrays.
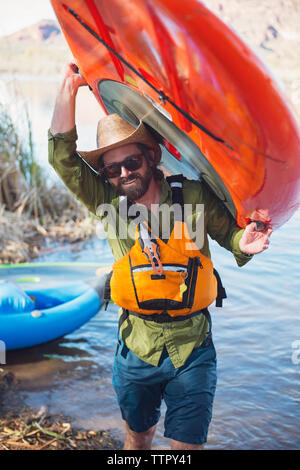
[[202, 0, 300, 61], [0, 19, 71, 76], [4, 19, 62, 45]]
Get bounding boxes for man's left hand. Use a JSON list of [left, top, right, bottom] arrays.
[[239, 222, 273, 255]]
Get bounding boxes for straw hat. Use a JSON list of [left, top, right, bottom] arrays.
[[77, 114, 162, 170]]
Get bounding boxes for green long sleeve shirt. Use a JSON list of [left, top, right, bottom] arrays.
[[48, 126, 252, 367]]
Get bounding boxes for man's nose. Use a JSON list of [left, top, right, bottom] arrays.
[[120, 164, 130, 178]]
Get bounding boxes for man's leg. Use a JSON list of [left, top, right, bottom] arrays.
[[170, 439, 204, 450], [112, 340, 165, 450], [163, 338, 217, 448], [123, 422, 157, 450], [123, 424, 204, 450]]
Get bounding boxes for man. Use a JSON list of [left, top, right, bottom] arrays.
[[49, 63, 272, 450]]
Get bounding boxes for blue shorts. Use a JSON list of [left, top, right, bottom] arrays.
[[112, 335, 217, 445]]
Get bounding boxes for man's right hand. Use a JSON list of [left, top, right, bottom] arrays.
[[63, 62, 88, 93], [50, 62, 88, 135]]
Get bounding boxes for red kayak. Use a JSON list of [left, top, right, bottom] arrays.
[[51, 0, 300, 229]]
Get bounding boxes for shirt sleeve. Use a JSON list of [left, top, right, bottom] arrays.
[[48, 127, 117, 215], [202, 182, 253, 267]]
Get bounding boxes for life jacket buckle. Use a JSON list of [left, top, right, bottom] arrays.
[[138, 223, 163, 275]]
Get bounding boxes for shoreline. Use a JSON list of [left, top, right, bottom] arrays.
[[0, 372, 122, 450], [0, 207, 98, 265], [0, 213, 121, 451]]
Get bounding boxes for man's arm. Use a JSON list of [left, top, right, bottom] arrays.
[[48, 63, 117, 215], [201, 182, 272, 266], [50, 63, 86, 135]]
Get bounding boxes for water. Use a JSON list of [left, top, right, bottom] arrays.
[[0, 73, 105, 172], [1, 75, 300, 449], [3, 211, 300, 450]]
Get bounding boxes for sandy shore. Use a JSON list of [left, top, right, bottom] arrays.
[[0, 371, 122, 451]]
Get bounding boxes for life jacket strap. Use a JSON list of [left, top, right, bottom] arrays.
[[166, 174, 185, 220], [119, 307, 211, 328], [104, 270, 113, 310], [167, 175, 227, 309], [138, 222, 163, 274], [213, 268, 227, 307]]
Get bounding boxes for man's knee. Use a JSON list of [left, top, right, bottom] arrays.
[[123, 422, 157, 450]]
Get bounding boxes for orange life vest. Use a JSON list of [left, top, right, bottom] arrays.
[[110, 175, 225, 319]]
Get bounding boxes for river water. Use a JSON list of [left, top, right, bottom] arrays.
[[1, 75, 300, 449], [3, 210, 300, 450]]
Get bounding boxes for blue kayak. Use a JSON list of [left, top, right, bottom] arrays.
[[0, 264, 108, 351]]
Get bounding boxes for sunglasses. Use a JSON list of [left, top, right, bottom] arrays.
[[100, 153, 144, 179]]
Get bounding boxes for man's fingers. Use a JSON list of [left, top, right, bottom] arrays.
[[248, 221, 273, 234], [63, 62, 88, 87], [70, 63, 79, 73], [64, 62, 80, 77], [263, 228, 273, 241], [246, 221, 257, 232]]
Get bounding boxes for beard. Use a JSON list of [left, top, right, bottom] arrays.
[[112, 170, 153, 201]]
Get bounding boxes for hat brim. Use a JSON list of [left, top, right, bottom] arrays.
[[77, 121, 161, 171]]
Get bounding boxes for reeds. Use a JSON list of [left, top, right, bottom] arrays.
[[0, 105, 97, 264]]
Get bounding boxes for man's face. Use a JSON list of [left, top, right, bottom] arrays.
[[102, 143, 154, 201]]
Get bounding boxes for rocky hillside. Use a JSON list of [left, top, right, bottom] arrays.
[[202, 0, 300, 58], [0, 19, 71, 76], [4, 19, 62, 45]]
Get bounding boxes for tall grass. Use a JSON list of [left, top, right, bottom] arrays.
[[0, 103, 85, 223], [0, 104, 30, 211], [2, 107, 49, 223], [0, 104, 97, 263]]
